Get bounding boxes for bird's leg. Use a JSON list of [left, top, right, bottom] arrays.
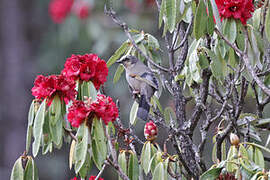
[[128, 85, 140, 102]]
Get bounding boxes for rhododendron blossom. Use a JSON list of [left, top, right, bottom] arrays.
[[73, 1, 91, 19], [71, 176, 104, 180], [90, 94, 119, 125], [62, 54, 108, 89], [67, 100, 90, 127], [144, 121, 158, 141], [215, 0, 254, 25], [49, 0, 74, 23], [31, 74, 76, 105]]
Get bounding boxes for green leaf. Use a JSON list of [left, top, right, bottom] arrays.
[[28, 100, 35, 126], [69, 140, 76, 169], [200, 167, 222, 180], [80, 81, 90, 99], [147, 34, 160, 50], [79, 152, 92, 178], [118, 151, 127, 180], [236, 22, 245, 51], [24, 156, 38, 180], [107, 42, 129, 67], [49, 113, 63, 146], [32, 100, 46, 157], [209, 0, 221, 30], [130, 101, 139, 125], [243, 142, 270, 154], [141, 142, 152, 174], [152, 162, 165, 180], [164, 106, 177, 126], [113, 64, 125, 84], [198, 53, 209, 69], [194, 0, 208, 40], [128, 152, 139, 180], [88, 81, 97, 101], [209, 49, 224, 79], [151, 95, 163, 114], [74, 123, 89, 173], [92, 118, 107, 170], [254, 147, 264, 169], [226, 146, 238, 172], [223, 18, 237, 44], [207, 0, 215, 35], [10, 157, 24, 180], [265, 4, 270, 42], [25, 125, 33, 154], [49, 95, 62, 125], [166, 0, 177, 33], [159, 0, 166, 28], [132, 33, 145, 44]]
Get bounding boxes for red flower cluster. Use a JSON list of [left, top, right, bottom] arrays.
[[144, 121, 158, 141], [31, 74, 76, 105], [89, 94, 119, 125], [215, 0, 254, 25], [67, 94, 118, 127], [67, 100, 90, 127], [49, 0, 74, 23], [62, 54, 108, 89], [71, 176, 103, 180]]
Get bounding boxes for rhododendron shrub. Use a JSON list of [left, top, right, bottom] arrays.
[[10, 0, 270, 180]]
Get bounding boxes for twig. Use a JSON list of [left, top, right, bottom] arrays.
[[104, 6, 169, 72], [95, 163, 107, 180], [64, 128, 77, 142]]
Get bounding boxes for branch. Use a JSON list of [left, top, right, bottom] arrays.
[[104, 6, 169, 72], [174, 18, 193, 52], [95, 163, 107, 180], [64, 128, 77, 142]]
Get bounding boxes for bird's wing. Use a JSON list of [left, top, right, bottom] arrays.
[[131, 72, 159, 90]]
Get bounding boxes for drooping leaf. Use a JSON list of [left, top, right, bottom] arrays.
[[209, 0, 221, 30], [49, 95, 62, 125], [79, 152, 92, 178], [107, 42, 129, 67], [166, 0, 177, 33], [128, 152, 139, 180], [130, 101, 139, 125], [207, 0, 215, 35], [118, 151, 127, 180], [88, 81, 97, 101], [32, 100, 46, 157], [265, 4, 270, 42], [69, 140, 76, 169], [113, 64, 125, 84], [92, 118, 107, 170], [194, 0, 208, 39], [223, 18, 237, 44], [159, 0, 166, 28], [254, 147, 264, 169], [24, 156, 38, 180], [10, 157, 24, 180], [141, 141, 152, 174], [49, 112, 63, 146], [152, 162, 165, 180], [147, 34, 160, 50], [74, 123, 89, 173]]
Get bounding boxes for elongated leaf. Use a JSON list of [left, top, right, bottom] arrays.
[[32, 100, 46, 157], [159, 0, 166, 28], [49, 95, 61, 125], [25, 125, 33, 154], [254, 147, 264, 169], [69, 140, 76, 169], [92, 118, 107, 170], [209, 49, 224, 79], [210, 0, 221, 30], [74, 123, 89, 173], [164, 106, 177, 126], [223, 18, 237, 44], [24, 156, 38, 180], [81, 81, 90, 99], [130, 101, 139, 125], [10, 157, 24, 180], [113, 64, 125, 84], [28, 100, 35, 126], [152, 162, 165, 180], [141, 142, 152, 174], [166, 0, 177, 32], [147, 34, 160, 50], [194, 0, 208, 39], [79, 152, 92, 178], [243, 142, 270, 154], [207, 0, 215, 35], [107, 42, 129, 67], [118, 151, 127, 180], [200, 167, 222, 180], [128, 152, 139, 180], [49, 113, 63, 146], [265, 4, 270, 42], [88, 81, 97, 101]]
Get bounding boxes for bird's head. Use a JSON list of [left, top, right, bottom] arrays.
[[117, 55, 138, 69]]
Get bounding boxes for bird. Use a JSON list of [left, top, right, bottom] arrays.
[[117, 55, 159, 120]]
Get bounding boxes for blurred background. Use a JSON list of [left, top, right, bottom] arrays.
[[0, 0, 269, 179]]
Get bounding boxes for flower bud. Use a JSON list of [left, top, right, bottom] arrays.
[[144, 121, 158, 141], [230, 133, 240, 146]]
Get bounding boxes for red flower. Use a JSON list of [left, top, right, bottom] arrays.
[[92, 60, 108, 89], [49, 0, 74, 24], [144, 121, 158, 141], [89, 176, 104, 180], [71, 177, 79, 180], [73, 1, 91, 19], [67, 100, 89, 127], [31, 74, 76, 105], [215, 0, 254, 25], [90, 94, 119, 125], [62, 54, 108, 89]]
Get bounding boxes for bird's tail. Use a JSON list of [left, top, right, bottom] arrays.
[[137, 95, 150, 120]]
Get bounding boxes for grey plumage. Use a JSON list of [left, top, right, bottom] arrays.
[[117, 55, 158, 120]]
